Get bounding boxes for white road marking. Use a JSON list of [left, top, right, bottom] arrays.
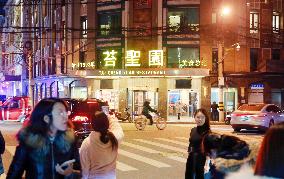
[[121, 142, 160, 153], [6, 146, 16, 155], [116, 161, 138, 171], [118, 149, 171, 168], [155, 138, 188, 147], [134, 139, 187, 154], [175, 137, 188, 140], [167, 156, 187, 163]]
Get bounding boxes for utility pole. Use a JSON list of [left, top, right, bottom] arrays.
[[218, 42, 224, 122], [24, 41, 34, 108]]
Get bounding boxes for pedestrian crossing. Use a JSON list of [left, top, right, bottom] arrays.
[[2, 136, 189, 175]]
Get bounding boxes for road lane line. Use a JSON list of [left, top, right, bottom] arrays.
[[167, 156, 187, 163], [134, 139, 187, 154], [118, 149, 170, 168], [155, 138, 188, 147], [6, 146, 16, 155], [121, 142, 160, 153], [116, 161, 138, 171]]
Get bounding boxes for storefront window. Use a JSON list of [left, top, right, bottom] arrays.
[[167, 47, 200, 68], [98, 12, 121, 36], [95, 90, 119, 111], [168, 7, 199, 33], [71, 87, 87, 99], [168, 90, 198, 118]]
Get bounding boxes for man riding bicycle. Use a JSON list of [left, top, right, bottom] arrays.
[[142, 99, 157, 125]]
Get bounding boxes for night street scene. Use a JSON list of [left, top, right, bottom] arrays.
[[0, 0, 283, 179]]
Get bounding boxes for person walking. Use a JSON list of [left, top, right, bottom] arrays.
[[79, 111, 124, 179], [175, 100, 183, 120], [0, 130, 5, 176], [211, 102, 219, 121], [7, 98, 81, 179], [185, 108, 211, 179], [142, 99, 157, 125]]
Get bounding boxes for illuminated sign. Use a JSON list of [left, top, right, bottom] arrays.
[[149, 50, 163, 66], [179, 59, 207, 68], [103, 50, 117, 67], [98, 69, 166, 76], [250, 83, 264, 90], [72, 62, 95, 69], [125, 50, 141, 67]]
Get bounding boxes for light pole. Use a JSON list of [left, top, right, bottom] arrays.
[[218, 41, 225, 122], [24, 41, 34, 108]]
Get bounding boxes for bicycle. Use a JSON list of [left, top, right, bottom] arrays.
[[134, 112, 167, 130]]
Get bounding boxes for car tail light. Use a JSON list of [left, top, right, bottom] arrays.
[[73, 116, 89, 122], [251, 113, 267, 117], [231, 113, 253, 117]]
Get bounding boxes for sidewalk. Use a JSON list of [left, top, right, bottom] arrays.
[[166, 116, 225, 125]]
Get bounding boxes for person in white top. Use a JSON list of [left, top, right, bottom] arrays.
[[79, 111, 124, 179]]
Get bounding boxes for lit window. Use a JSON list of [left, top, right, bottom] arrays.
[[250, 11, 259, 33], [212, 12, 217, 24], [81, 16, 87, 38], [272, 12, 280, 33]]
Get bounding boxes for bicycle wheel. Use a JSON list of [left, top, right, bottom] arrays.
[[156, 117, 167, 130], [134, 116, 147, 130]]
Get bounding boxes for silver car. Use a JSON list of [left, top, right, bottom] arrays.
[[230, 104, 284, 132]]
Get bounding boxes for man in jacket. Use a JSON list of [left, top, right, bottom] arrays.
[[142, 99, 157, 125]]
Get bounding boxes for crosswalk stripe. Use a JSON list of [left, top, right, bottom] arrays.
[[121, 142, 160, 153], [6, 146, 16, 155], [167, 156, 187, 163], [116, 161, 138, 171], [155, 138, 188, 147], [134, 139, 187, 154], [118, 149, 170, 168], [175, 137, 188, 141]]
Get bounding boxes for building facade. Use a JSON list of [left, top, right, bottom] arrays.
[[3, 0, 283, 120]]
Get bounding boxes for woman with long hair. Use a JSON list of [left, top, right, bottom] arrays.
[[254, 123, 284, 178], [7, 98, 81, 179], [185, 108, 211, 179], [80, 111, 124, 179]]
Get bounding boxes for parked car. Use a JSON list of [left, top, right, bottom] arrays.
[[0, 96, 31, 121], [230, 103, 284, 132], [23, 98, 109, 147]]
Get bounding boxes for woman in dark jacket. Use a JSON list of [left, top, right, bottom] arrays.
[[185, 108, 211, 179], [7, 98, 81, 179]]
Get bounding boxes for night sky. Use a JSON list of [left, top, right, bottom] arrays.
[[0, 0, 7, 16]]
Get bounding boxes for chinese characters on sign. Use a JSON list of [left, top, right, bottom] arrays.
[[179, 59, 207, 68], [72, 61, 95, 69], [125, 50, 141, 67], [103, 50, 117, 67], [149, 50, 163, 66]]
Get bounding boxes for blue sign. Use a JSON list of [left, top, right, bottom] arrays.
[[250, 83, 264, 90]]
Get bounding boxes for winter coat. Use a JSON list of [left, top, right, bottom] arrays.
[[142, 101, 156, 116], [209, 135, 260, 179], [0, 131, 5, 175], [80, 115, 124, 179], [175, 102, 183, 114], [7, 128, 81, 179]]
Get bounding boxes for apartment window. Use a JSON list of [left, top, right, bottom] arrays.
[[250, 11, 259, 33], [81, 16, 87, 38], [250, 48, 258, 71], [79, 51, 86, 70], [98, 12, 121, 36], [168, 7, 199, 33], [272, 12, 280, 33], [212, 48, 218, 73], [167, 47, 200, 68], [272, 49, 280, 60]]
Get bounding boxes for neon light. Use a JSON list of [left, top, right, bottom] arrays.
[[103, 50, 117, 67], [179, 59, 208, 68], [149, 50, 163, 66], [125, 50, 141, 67], [72, 62, 95, 69]]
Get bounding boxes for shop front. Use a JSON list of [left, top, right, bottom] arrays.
[[76, 68, 209, 120]]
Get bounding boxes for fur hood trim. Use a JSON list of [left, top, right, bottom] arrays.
[[18, 127, 75, 161]]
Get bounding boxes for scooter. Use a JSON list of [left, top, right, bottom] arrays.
[[111, 108, 133, 123]]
